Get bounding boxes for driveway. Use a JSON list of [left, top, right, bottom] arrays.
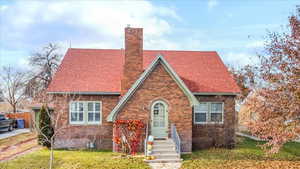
[[0, 129, 31, 140]]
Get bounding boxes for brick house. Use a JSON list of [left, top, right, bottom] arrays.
[[47, 27, 240, 153]]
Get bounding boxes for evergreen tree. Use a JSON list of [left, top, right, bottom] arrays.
[[38, 106, 54, 148]]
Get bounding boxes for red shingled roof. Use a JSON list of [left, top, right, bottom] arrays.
[[47, 48, 240, 94]]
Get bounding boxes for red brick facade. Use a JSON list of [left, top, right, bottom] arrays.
[[53, 95, 119, 149], [192, 95, 236, 149], [117, 63, 193, 152], [52, 93, 236, 151]]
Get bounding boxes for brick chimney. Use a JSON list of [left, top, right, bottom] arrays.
[[121, 27, 143, 95]]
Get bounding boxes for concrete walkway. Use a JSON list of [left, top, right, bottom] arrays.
[[0, 129, 31, 140], [236, 132, 264, 141], [236, 132, 300, 143], [149, 162, 181, 169]]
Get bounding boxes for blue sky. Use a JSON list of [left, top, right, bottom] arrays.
[[0, 0, 298, 69]]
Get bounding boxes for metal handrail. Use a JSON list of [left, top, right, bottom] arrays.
[[171, 123, 181, 154], [144, 122, 149, 156]]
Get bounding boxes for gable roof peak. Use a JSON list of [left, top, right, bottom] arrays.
[[107, 54, 199, 122]]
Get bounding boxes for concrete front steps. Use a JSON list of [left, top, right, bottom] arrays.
[[145, 138, 182, 163]]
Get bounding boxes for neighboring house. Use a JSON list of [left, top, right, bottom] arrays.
[[238, 103, 257, 132], [47, 27, 240, 153], [0, 101, 32, 114]]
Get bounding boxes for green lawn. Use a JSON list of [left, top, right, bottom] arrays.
[[182, 137, 300, 169], [0, 136, 299, 169], [0, 149, 149, 169]]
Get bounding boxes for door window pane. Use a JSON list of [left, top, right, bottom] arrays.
[[153, 102, 166, 127]]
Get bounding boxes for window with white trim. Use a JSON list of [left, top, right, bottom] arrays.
[[70, 102, 84, 124], [88, 102, 101, 123], [69, 101, 102, 125], [194, 102, 224, 124], [194, 103, 208, 123], [210, 103, 223, 122]]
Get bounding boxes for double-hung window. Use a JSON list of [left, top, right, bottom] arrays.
[[70, 102, 84, 124], [194, 103, 209, 123], [210, 103, 223, 122], [194, 102, 224, 124], [70, 101, 102, 125], [87, 102, 101, 124]]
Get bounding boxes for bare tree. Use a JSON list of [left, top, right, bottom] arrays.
[[0, 66, 27, 113], [25, 43, 62, 97], [0, 89, 4, 102], [32, 92, 77, 169]]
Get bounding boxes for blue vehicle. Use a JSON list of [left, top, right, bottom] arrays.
[[0, 114, 14, 131]]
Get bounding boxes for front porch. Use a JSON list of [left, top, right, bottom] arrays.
[[144, 123, 182, 163]]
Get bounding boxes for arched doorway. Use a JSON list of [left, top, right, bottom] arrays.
[[151, 100, 168, 138]]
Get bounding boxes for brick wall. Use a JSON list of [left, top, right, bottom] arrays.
[[117, 63, 193, 152], [52, 95, 119, 149], [121, 27, 143, 96], [192, 95, 236, 150]]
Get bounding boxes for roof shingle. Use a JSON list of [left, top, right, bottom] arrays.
[[47, 48, 240, 94]]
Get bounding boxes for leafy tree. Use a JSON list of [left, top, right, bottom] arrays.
[[229, 64, 258, 100], [246, 7, 300, 154]]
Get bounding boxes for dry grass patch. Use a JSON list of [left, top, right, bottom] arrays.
[[0, 132, 36, 150]]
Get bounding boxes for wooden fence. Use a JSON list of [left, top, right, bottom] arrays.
[[6, 112, 32, 128]]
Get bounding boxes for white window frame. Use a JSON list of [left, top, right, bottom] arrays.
[[69, 101, 102, 125], [210, 102, 224, 123], [87, 101, 102, 125], [194, 103, 209, 124], [194, 102, 224, 124], [69, 101, 85, 125]]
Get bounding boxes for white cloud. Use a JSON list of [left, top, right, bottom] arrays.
[[1, 0, 180, 51], [0, 5, 8, 11], [223, 52, 256, 66], [246, 40, 265, 48], [208, 0, 219, 9], [18, 57, 30, 70]]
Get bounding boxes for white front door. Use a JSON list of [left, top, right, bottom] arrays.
[[151, 101, 168, 138]]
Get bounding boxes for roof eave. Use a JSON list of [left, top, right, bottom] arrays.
[[47, 91, 120, 95], [193, 92, 238, 96]]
